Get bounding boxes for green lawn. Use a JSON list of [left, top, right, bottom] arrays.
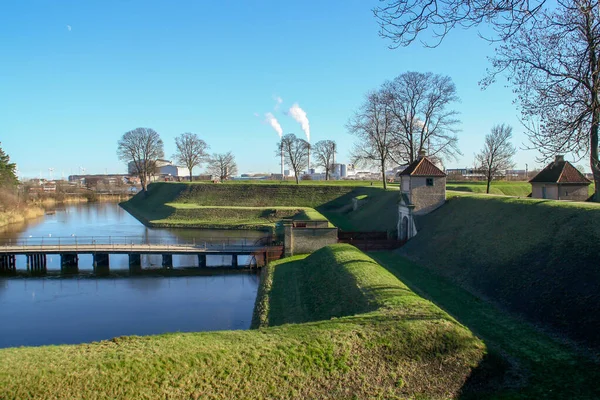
[[0, 244, 487, 399], [122, 182, 400, 232], [401, 194, 600, 353], [371, 252, 600, 399], [147, 204, 329, 230], [447, 180, 597, 197], [446, 181, 532, 196], [212, 179, 397, 187]]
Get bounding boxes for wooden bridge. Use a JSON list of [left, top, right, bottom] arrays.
[[0, 236, 284, 275]]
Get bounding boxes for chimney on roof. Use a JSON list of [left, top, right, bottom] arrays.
[[418, 150, 427, 159], [555, 155, 565, 163]]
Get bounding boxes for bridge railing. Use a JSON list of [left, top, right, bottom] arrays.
[[0, 235, 276, 252]]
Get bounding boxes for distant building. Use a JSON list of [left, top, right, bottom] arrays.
[[445, 168, 487, 180], [529, 155, 591, 201], [398, 151, 446, 242], [127, 159, 190, 180]]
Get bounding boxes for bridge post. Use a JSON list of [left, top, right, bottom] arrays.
[[0, 254, 16, 275], [93, 253, 110, 275], [198, 254, 207, 268], [129, 253, 142, 274], [60, 253, 79, 274], [231, 254, 238, 268], [27, 254, 47, 275], [162, 254, 173, 269]]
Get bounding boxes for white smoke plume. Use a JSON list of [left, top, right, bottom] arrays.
[[264, 112, 283, 138], [274, 96, 283, 110], [288, 103, 310, 142]]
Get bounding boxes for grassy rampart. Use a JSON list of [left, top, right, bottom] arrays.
[[401, 193, 600, 353], [371, 252, 600, 399], [0, 244, 488, 399], [121, 182, 401, 232], [447, 180, 596, 197]]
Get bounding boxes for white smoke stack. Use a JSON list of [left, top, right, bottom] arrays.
[[265, 112, 283, 138], [288, 103, 310, 142], [288, 103, 310, 171], [274, 96, 283, 111]]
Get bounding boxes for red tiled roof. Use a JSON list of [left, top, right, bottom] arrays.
[[529, 160, 591, 184], [399, 157, 446, 177]]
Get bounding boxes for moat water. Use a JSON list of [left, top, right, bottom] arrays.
[[0, 202, 265, 348]]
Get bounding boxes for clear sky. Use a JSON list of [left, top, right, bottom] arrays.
[[0, 0, 564, 179]]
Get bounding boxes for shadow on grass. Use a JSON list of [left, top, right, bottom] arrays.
[[371, 251, 600, 399]]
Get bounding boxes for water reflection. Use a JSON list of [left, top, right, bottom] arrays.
[[0, 274, 260, 348], [0, 202, 265, 347], [0, 202, 269, 270], [0, 202, 269, 244]]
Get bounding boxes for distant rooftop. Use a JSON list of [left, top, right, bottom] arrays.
[[399, 154, 446, 177], [529, 156, 591, 184]]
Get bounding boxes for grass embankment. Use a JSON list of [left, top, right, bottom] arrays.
[[401, 194, 600, 354], [121, 182, 353, 230], [371, 252, 600, 399], [0, 244, 488, 399], [122, 182, 401, 232], [447, 180, 597, 197], [446, 181, 532, 196]]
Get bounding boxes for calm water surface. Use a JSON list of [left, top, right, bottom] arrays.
[[0, 202, 265, 348]]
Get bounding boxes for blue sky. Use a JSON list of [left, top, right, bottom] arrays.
[[1, 0, 558, 178]]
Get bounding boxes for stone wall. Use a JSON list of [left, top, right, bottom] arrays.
[[558, 184, 590, 201], [408, 176, 446, 215], [284, 223, 338, 256]]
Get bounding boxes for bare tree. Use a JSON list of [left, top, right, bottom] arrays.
[[313, 140, 337, 180], [206, 152, 238, 181], [374, 0, 600, 201], [374, 0, 547, 47], [347, 91, 398, 189], [117, 127, 164, 194], [383, 72, 461, 164], [482, 0, 600, 201], [173, 132, 209, 182], [476, 124, 517, 194], [278, 134, 309, 184]]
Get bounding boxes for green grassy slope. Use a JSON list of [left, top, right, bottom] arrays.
[[121, 183, 348, 229], [0, 245, 487, 399], [174, 182, 356, 207], [447, 180, 596, 197], [446, 181, 532, 196], [371, 252, 600, 399], [316, 187, 400, 232], [122, 182, 401, 232], [399, 194, 600, 353]]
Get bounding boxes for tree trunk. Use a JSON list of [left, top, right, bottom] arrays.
[[295, 173, 299, 184], [486, 174, 492, 194], [590, 112, 599, 202], [141, 176, 148, 195], [381, 161, 387, 190], [325, 167, 329, 181]]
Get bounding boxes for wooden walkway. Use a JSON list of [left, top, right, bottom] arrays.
[[0, 236, 284, 274], [0, 243, 276, 255]]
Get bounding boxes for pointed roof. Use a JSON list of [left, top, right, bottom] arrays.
[[529, 157, 591, 184], [399, 156, 446, 177]]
